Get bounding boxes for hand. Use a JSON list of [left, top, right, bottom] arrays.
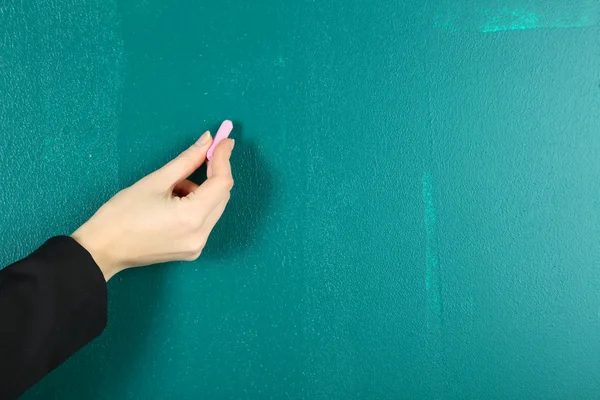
[[72, 131, 235, 281]]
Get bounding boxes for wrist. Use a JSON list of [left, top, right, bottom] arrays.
[[71, 226, 122, 282]]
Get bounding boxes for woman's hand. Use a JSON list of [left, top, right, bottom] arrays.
[[72, 131, 235, 281]]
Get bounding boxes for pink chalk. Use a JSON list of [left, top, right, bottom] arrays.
[[207, 120, 233, 161]]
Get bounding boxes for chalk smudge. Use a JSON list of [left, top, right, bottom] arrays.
[[433, 6, 598, 33], [480, 7, 594, 32], [422, 172, 445, 397], [481, 8, 540, 32], [422, 172, 442, 328]]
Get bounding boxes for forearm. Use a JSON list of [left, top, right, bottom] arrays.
[[0, 236, 107, 399]]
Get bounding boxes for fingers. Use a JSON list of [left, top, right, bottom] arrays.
[[193, 139, 234, 211], [173, 179, 199, 197], [178, 139, 234, 260], [150, 131, 213, 189]]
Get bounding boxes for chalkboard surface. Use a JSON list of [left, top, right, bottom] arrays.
[[1, 0, 600, 398]]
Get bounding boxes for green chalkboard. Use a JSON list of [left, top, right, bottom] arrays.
[[1, 0, 600, 398]]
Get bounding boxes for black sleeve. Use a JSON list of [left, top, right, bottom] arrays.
[[0, 236, 107, 399]]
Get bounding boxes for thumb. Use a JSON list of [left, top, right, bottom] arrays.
[[151, 131, 213, 188]]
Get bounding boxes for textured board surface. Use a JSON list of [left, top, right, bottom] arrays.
[[1, 0, 599, 398]]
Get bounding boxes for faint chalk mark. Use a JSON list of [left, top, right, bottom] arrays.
[[423, 172, 442, 327]]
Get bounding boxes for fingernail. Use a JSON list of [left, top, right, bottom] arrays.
[[230, 139, 235, 151], [195, 131, 211, 146]]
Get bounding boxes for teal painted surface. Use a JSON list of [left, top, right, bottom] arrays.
[[1, 0, 599, 398]]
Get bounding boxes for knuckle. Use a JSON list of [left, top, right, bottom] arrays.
[[197, 236, 208, 252], [185, 252, 201, 261], [178, 149, 195, 161], [186, 236, 207, 255], [220, 176, 234, 191], [171, 152, 194, 170]]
